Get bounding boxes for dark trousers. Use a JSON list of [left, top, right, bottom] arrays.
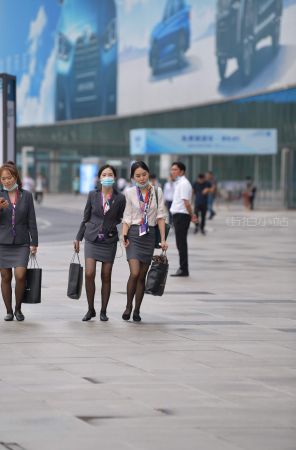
[[195, 204, 207, 231], [172, 213, 191, 274], [165, 200, 173, 225]]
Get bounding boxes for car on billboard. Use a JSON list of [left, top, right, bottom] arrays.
[[55, 0, 117, 121], [216, 0, 283, 84], [149, 0, 191, 76]]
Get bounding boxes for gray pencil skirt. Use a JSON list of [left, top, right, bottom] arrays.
[[126, 225, 155, 264], [84, 239, 117, 263], [0, 244, 30, 269]]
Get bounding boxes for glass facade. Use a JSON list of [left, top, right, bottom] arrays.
[[17, 87, 296, 207]]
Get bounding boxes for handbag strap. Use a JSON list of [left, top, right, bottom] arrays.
[[71, 251, 81, 265], [29, 254, 39, 268]]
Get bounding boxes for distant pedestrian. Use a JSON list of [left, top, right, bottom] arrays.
[[163, 175, 175, 225], [22, 174, 35, 192], [72, 176, 80, 195], [117, 177, 127, 192], [206, 171, 217, 219], [193, 174, 213, 235], [122, 161, 168, 322], [243, 176, 257, 210], [150, 174, 160, 188], [34, 173, 44, 204], [0, 162, 38, 322], [170, 162, 197, 277], [74, 165, 126, 322]]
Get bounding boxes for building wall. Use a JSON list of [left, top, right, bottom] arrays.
[[17, 88, 296, 206]]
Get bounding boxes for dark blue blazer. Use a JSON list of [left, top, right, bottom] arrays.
[[76, 188, 126, 242], [0, 189, 38, 246]]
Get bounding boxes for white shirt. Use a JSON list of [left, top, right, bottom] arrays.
[[163, 181, 175, 202], [22, 176, 35, 192], [123, 186, 166, 226], [170, 176, 192, 215]]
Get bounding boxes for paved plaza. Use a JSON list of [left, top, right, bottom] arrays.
[[0, 195, 295, 450]]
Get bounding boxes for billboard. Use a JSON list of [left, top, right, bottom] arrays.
[[0, 0, 295, 126], [130, 128, 278, 155], [79, 162, 98, 193]]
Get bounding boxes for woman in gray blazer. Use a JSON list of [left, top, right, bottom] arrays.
[[0, 162, 38, 321], [74, 165, 126, 322]]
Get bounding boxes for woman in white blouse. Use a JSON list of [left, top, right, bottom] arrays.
[[122, 161, 168, 322]]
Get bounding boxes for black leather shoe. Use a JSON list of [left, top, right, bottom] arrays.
[[133, 312, 141, 322], [4, 312, 14, 321], [82, 309, 96, 322], [100, 312, 109, 322], [170, 269, 189, 277], [15, 310, 25, 321], [122, 309, 131, 321]]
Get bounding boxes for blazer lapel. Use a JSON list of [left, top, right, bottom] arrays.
[[96, 190, 104, 216], [14, 189, 24, 210]]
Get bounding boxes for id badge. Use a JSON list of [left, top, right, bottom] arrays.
[[139, 223, 148, 236]]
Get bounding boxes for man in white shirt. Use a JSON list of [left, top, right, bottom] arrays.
[[170, 162, 197, 277]]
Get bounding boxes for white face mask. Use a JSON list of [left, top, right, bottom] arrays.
[[3, 183, 18, 192]]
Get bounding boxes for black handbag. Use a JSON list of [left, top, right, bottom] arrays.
[[145, 252, 169, 296], [67, 252, 83, 300], [22, 255, 42, 304], [154, 187, 170, 249]]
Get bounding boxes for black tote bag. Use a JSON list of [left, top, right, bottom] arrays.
[[22, 255, 42, 304], [145, 252, 169, 296], [67, 252, 83, 300]]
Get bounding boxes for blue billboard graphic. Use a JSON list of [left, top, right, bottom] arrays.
[[0, 0, 295, 125], [79, 162, 98, 193], [55, 0, 117, 120], [130, 128, 278, 155]]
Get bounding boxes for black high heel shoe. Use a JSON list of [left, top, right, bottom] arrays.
[[100, 311, 109, 321], [15, 310, 25, 321], [133, 312, 141, 322], [122, 309, 131, 321], [4, 312, 14, 321], [82, 309, 96, 322]]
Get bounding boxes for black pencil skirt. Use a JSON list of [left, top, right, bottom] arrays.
[[84, 239, 117, 263], [126, 225, 155, 264]]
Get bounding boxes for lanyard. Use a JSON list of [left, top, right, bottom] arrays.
[[101, 192, 111, 215], [10, 190, 19, 237], [137, 187, 151, 231]]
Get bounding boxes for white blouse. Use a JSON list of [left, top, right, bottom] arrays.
[[123, 186, 166, 226]]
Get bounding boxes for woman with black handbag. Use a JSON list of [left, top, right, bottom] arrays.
[[74, 165, 126, 322], [0, 162, 38, 321], [122, 161, 168, 322]]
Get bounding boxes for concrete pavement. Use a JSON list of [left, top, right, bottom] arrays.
[[0, 195, 295, 450]]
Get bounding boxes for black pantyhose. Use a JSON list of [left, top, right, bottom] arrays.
[[124, 259, 150, 315], [1, 269, 13, 314], [100, 262, 113, 314], [0, 267, 27, 313], [85, 258, 113, 313]]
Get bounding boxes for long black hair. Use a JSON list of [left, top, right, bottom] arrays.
[[130, 161, 150, 179]]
